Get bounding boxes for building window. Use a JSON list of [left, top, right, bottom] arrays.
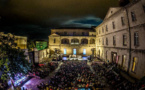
[[90, 39, 95, 44], [64, 32, 67, 35], [106, 38, 108, 45], [131, 12, 136, 21], [106, 25, 108, 32], [102, 38, 104, 45], [123, 34, 127, 46], [106, 51, 108, 60], [99, 30, 100, 34], [64, 48, 67, 54], [111, 11, 113, 13], [83, 49, 86, 55], [132, 57, 138, 72], [113, 36, 116, 46], [112, 22, 115, 29], [82, 32, 85, 36], [102, 27, 104, 33], [122, 55, 126, 68], [81, 39, 88, 44], [73, 32, 76, 36], [98, 50, 100, 57], [121, 17, 125, 26], [99, 39, 101, 45], [143, 5, 145, 12], [54, 38, 56, 43], [71, 39, 79, 44], [134, 32, 139, 46]]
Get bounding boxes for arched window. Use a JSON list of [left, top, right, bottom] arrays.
[[81, 38, 88, 44], [71, 39, 79, 44], [90, 39, 95, 44], [61, 39, 69, 44]]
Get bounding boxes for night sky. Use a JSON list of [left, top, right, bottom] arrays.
[[0, 0, 120, 40]]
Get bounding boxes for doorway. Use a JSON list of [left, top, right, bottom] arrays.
[[73, 49, 77, 55], [111, 52, 117, 63]]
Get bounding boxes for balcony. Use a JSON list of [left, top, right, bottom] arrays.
[[70, 43, 80, 46]]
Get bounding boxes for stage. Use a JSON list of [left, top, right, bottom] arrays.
[[62, 56, 88, 61]]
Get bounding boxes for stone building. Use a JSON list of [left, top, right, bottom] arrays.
[[31, 48, 50, 64], [0, 32, 27, 49], [15, 36, 27, 49], [48, 28, 96, 56], [95, 0, 145, 79]]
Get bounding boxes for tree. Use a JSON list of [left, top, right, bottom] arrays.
[[27, 40, 35, 51], [0, 33, 31, 83]]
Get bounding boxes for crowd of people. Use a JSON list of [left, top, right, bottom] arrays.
[[31, 62, 59, 79], [35, 60, 145, 90], [37, 61, 106, 90], [92, 62, 145, 90]]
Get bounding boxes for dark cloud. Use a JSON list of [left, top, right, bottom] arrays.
[[62, 16, 103, 27], [0, 0, 119, 39]]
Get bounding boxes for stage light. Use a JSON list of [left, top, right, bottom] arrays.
[[14, 76, 27, 86]]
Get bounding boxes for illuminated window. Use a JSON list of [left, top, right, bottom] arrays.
[[64, 48, 67, 54], [122, 55, 126, 68], [132, 57, 138, 72], [83, 49, 86, 55], [123, 34, 127, 46], [73, 49, 76, 55], [131, 12, 136, 21], [54, 38, 56, 43]]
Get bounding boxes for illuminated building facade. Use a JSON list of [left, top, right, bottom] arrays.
[[48, 28, 96, 56], [95, 0, 145, 79], [15, 36, 27, 49], [0, 32, 27, 49]]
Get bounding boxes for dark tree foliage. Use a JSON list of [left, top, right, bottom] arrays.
[[119, 0, 130, 7], [0, 33, 31, 81], [27, 40, 35, 51]]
